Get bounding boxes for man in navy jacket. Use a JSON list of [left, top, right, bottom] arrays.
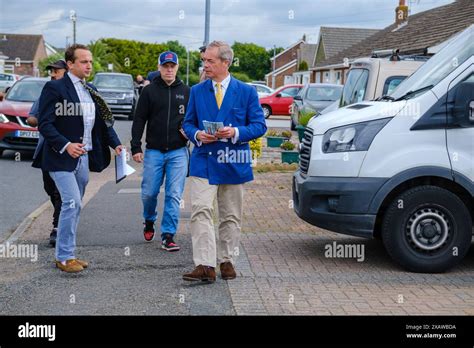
[[38, 44, 123, 273], [182, 41, 266, 283]]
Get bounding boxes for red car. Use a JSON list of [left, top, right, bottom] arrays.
[[0, 77, 48, 156], [259, 84, 303, 118]]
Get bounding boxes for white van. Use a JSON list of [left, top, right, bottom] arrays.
[[321, 56, 426, 115], [293, 25, 474, 273]]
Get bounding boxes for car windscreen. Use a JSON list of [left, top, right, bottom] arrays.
[[6, 80, 47, 102], [340, 68, 369, 107], [0, 74, 14, 81], [390, 26, 473, 100], [306, 86, 342, 101], [94, 75, 134, 89]]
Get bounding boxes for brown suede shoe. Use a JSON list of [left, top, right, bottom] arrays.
[[220, 262, 236, 280], [73, 259, 89, 268], [55, 259, 84, 273], [183, 265, 216, 282]]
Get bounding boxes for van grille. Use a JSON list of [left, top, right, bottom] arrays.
[[299, 127, 313, 176]]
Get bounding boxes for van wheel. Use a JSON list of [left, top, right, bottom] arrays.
[[262, 105, 271, 119], [381, 185, 471, 273]]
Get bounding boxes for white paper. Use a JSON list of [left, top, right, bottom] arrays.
[[115, 150, 136, 183]]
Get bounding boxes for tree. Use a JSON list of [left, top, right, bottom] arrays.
[[38, 53, 64, 77], [231, 42, 271, 81], [88, 40, 121, 79]]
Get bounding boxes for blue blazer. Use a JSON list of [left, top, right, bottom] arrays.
[[183, 76, 267, 185], [38, 73, 121, 173]]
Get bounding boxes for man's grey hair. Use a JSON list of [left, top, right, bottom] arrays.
[[207, 41, 234, 66]]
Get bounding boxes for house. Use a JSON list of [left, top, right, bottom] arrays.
[[0, 33, 49, 76], [312, 0, 474, 84], [292, 42, 317, 85], [309, 26, 380, 85], [265, 38, 305, 89]]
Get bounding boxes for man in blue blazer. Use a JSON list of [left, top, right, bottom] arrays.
[[182, 41, 266, 283], [38, 44, 123, 273]]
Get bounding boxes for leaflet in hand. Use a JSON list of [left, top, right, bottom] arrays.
[[203, 120, 224, 135]]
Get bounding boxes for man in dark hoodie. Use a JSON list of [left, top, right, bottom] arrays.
[[131, 51, 190, 251]]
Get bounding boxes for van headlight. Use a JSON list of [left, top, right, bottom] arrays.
[[322, 118, 391, 153], [0, 113, 9, 124]]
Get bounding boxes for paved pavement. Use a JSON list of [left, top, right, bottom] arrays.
[[1, 116, 473, 316]]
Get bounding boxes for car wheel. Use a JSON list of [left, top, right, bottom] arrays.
[[262, 105, 271, 119], [381, 185, 472, 273]]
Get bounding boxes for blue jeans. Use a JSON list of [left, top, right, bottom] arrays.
[[49, 154, 89, 262], [141, 147, 188, 238]]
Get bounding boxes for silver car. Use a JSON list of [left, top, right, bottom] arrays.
[[291, 83, 342, 129], [0, 73, 20, 93]]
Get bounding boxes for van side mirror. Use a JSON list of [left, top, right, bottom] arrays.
[[453, 81, 474, 126]]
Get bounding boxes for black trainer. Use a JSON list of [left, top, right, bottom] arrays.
[[49, 228, 57, 247], [161, 233, 180, 252], [143, 220, 155, 242]]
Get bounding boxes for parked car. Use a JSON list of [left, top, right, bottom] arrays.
[[293, 25, 474, 273], [0, 77, 48, 156], [247, 82, 274, 98], [259, 84, 303, 118], [92, 72, 137, 120], [0, 73, 20, 93], [290, 83, 343, 129]]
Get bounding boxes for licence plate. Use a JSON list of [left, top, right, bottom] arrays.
[[106, 99, 117, 104], [16, 130, 39, 139]]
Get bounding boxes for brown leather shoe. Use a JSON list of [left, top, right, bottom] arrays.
[[73, 259, 89, 268], [220, 262, 236, 280], [183, 265, 216, 282], [55, 259, 84, 273]]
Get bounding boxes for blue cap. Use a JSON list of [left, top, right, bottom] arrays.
[[159, 51, 179, 65]]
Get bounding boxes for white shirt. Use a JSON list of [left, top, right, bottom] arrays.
[[60, 72, 96, 153], [194, 73, 239, 146]]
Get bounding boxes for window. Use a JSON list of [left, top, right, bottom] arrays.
[[390, 26, 473, 100], [383, 76, 406, 95], [280, 87, 300, 97], [340, 68, 369, 107], [306, 86, 342, 102], [0, 73, 14, 81]]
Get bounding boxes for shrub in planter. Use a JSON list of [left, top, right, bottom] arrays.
[[266, 129, 286, 147], [280, 140, 299, 164], [296, 109, 317, 142], [281, 130, 292, 139]]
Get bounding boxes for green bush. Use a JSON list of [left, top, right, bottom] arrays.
[[298, 108, 317, 127], [280, 140, 296, 151], [281, 130, 292, 139]]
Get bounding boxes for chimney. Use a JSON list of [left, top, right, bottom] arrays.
[[395, 0, 408, 25]]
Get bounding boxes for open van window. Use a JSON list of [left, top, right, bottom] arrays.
[[390, 27, 473, 100], [340, 68, 369, 107]]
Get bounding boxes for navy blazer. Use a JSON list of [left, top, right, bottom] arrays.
[[38, 73, 121, 173], [183, 76, 267, 185]]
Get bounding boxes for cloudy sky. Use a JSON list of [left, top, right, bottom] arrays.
[[0, 0, 455, 50]]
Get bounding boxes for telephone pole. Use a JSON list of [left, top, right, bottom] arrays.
[[70, 10, 77, 45], [203, 0, 210, 47]]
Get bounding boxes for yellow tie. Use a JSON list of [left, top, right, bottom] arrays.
[[215, 82, 223, 109]]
